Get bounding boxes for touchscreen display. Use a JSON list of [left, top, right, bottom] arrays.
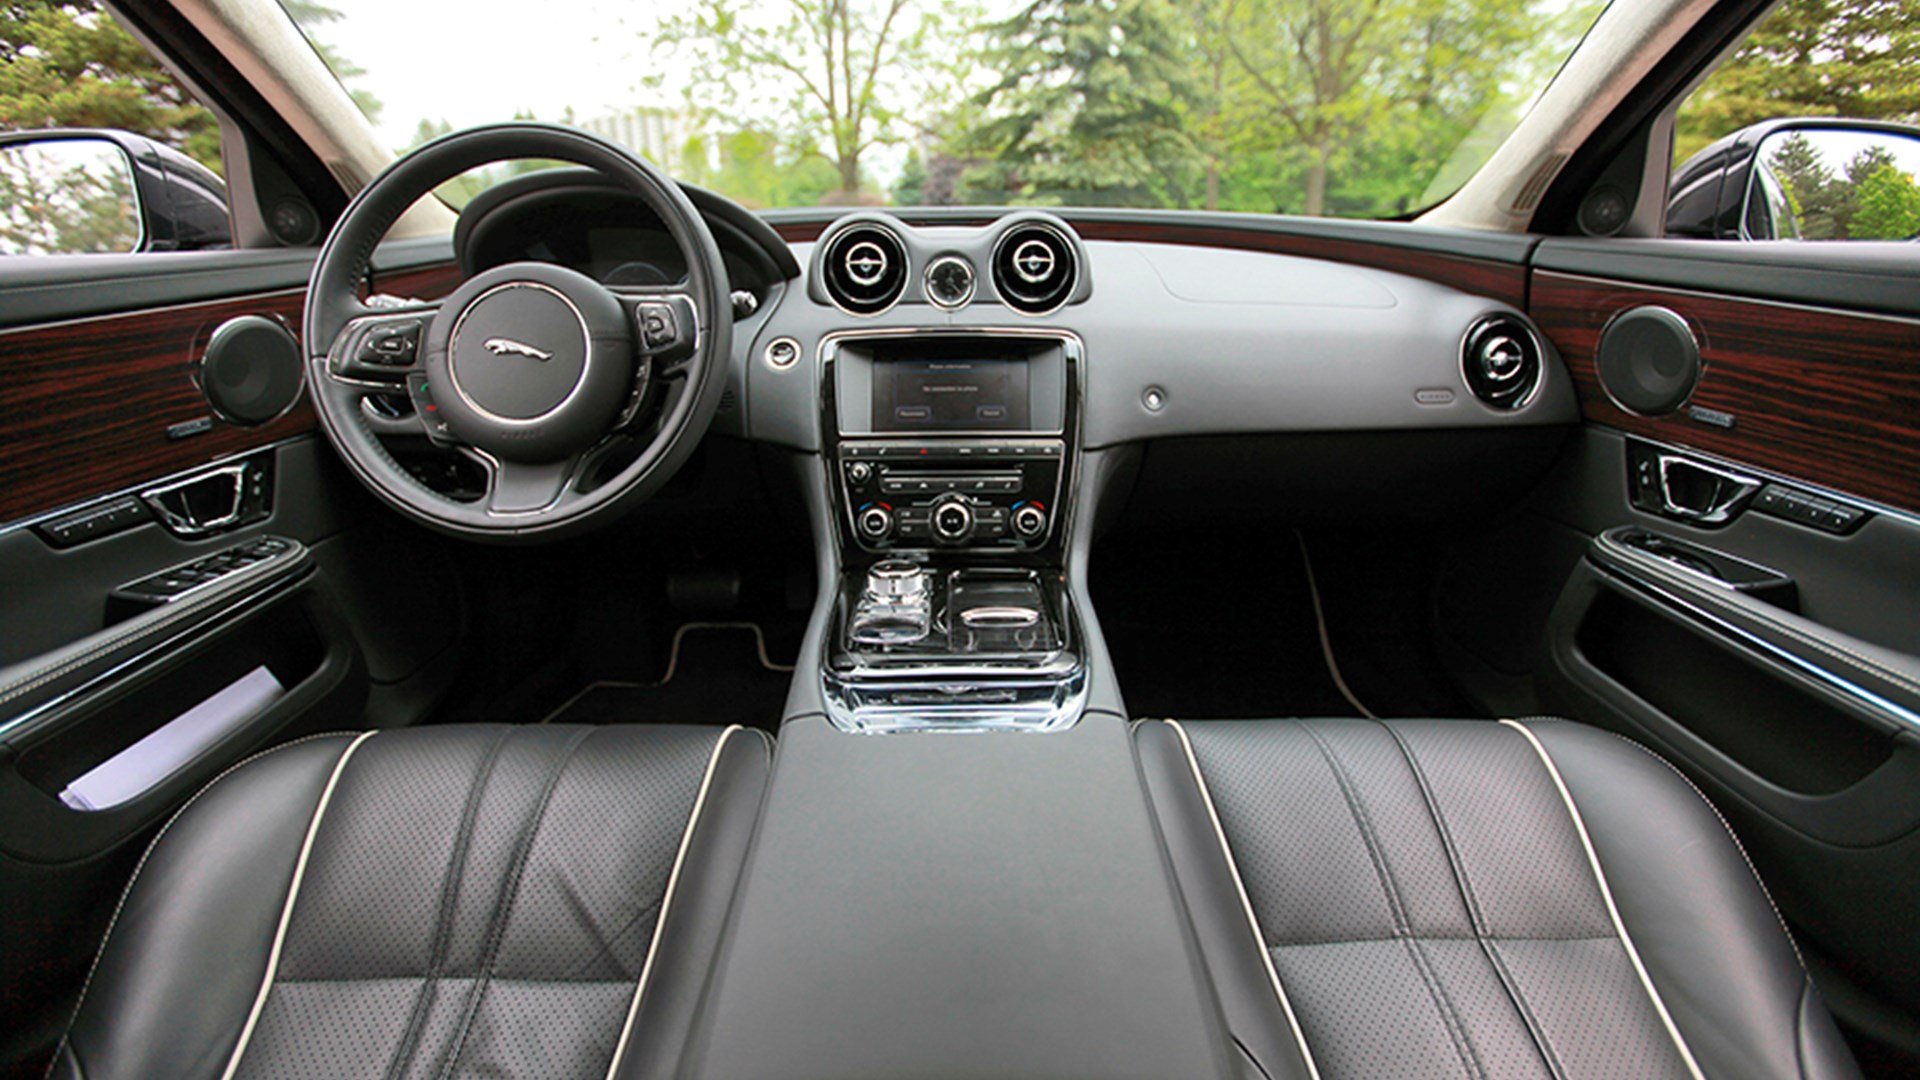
[[872, 358, 1030, 431]]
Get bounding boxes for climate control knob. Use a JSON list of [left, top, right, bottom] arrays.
[[930, 496, 976, 543], [857, 504, 894, 541], [1011, 503, 1048, 540]]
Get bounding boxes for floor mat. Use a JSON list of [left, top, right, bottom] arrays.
[[540, 623, 794, 733]]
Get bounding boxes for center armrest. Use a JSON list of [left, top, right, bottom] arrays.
[[676, 713, 1242, 1079]]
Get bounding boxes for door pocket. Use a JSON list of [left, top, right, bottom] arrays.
[[1574, 588, 1889, 794], [15, 604, 323, 809]]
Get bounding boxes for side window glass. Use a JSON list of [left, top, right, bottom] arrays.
[[1667, 0, 1920, 241], [0, 1, 231, 254]]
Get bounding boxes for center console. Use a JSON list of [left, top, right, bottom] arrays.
[[820, 329, 1087, 732]]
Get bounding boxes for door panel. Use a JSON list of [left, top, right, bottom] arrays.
[[0, 289, 315, 524], [1533, 269, 1920, 514], [0, 246, 465, 1074], [1514, 243, 1920, 1069]]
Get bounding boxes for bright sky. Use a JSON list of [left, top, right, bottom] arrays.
[[304, 0, 677, 149]]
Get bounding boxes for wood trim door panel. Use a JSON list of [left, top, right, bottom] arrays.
[[1530, 269, 1920, 515], [0, 262, 460, 526]]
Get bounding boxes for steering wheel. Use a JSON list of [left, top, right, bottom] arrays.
[[303, 124, 732, 542]]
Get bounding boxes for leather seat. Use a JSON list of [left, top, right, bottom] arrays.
[[1136, 717, 1861, 1080], [50, 723, 769, 1080]]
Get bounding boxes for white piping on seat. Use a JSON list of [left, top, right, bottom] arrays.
[[1166, 719, 1323, 1080], [603, 724, 744, 1078], [219, 728, 377, 1080], [1500, 718, 1707, 1080]]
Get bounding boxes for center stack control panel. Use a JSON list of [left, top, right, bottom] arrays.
[[838, 439, 1064, 552]]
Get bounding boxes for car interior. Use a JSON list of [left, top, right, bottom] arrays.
[[1, 0, 1917, 1077]]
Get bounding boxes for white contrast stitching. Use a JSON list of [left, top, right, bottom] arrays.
[[1501, 719, 1707, 1080], [603, 725, 743, 1079], [1594, 724, 1808, 973]]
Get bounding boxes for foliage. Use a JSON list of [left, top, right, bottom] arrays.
[[1850, 161, 1920, 239], [0, 137, 138, 252], [962, 0, 1205, 208], [653, 0, 971, 199], [0, 0, 221, 171], [1676, 0, 1920, 163], [676, 127, 843, 209], [1761, 133, 1920, 239]]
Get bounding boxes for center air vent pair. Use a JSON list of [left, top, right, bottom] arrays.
[[817, 217, 1080, 316]]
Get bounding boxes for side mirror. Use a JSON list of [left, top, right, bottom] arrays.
[[0, 130, 231, 255], [1667, 119, 1920, 241]]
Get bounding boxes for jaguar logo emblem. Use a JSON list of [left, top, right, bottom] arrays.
[[483, 337, 553, 362]]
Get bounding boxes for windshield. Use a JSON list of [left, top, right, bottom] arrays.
[[283, 0, 1608, 218]]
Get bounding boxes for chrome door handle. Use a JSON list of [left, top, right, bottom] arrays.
[[143, 463, 247, 537], [1656, 454, 1760, 525]]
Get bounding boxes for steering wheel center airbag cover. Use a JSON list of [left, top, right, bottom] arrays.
[[426, 262, 632, 462]]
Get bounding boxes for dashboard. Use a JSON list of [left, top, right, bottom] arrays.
[[446, 170, 1578, 509]]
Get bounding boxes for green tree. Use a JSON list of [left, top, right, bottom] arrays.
[[964, 0, 1205, 208], [1849, 161, 1920, 239], [1764, 131, 1842, 237], [0, 0, 221, 170], [654, 0, 965, 199], [1677, 0, 1920, 162], [1221, 0, 1557, 216]]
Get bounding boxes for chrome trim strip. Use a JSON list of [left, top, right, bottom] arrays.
[[1500, 719, 1707, 1080], [1596, 559, 1920, 733]]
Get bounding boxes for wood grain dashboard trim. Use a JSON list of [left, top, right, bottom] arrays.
[[1531, 269, 1920, 515], [0, 261, 464, 527], [774, 218, 1529, 309]]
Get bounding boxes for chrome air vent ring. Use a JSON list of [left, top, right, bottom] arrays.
[[990, 221, 1078, 316], [822, 222, 910, 316], [1460, 313, 1546, 411]]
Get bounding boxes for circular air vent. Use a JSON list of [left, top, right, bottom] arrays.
[[991, 222, 1077, 315], [822, 223, 908, 315], [1460, 315, 1544, 410]]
